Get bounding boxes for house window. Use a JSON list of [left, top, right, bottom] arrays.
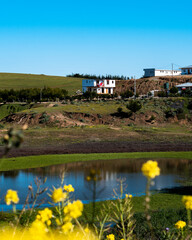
[[107, 80, 109, 85], [86, 80, 88, 83], [112, 81, 114, 83], [102, 88, 104, 93]]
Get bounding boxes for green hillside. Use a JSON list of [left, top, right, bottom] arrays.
[[0, 73, 83, 95]]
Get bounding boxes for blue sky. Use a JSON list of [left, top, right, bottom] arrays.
[[0, 0, 192, 78]]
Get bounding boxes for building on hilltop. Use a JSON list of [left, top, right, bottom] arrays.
[[143, 68, 181, 77], [180, 66, 192, 75], [176, 82, 192, 93], [82, 79, 115, 94]]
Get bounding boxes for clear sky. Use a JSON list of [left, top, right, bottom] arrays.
[[0, 0, 192, 78]]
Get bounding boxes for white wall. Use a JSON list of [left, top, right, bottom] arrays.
[[82, 79, 115, 94], [155, 70, 181, 76]]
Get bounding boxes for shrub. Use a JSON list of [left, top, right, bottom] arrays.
[[121, 90, 134, 99], [170, 86, 178, 94], [126, 100, 142, 113], [117, 107, 123, 113]]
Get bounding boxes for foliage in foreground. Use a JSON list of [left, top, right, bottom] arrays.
[[1, 128, 192, 239]]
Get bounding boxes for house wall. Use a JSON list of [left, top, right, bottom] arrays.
[[144, 69, 181, 77], [143, 69, 155, 77], [155, 70, 181, 76], [82, 79, 115, 94], [82, 79, 96, 87], [181, 69, 192, 75]]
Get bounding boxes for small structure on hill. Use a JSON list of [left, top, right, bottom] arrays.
[[176, 82, 192, 93], [82, 79, 115, 94], [180, 65, 192, 75], [143, 68, 181, 77]]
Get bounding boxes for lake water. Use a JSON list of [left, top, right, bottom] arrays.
[[0, 158, 191, 211]]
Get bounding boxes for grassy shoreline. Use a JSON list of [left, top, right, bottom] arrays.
[[0, 151, 192, 171]]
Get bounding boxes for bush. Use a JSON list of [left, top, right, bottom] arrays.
[[169, 86, 178, 94], [187, 101, 192, 110], [117, 107, 123, 113], [158, 91, 167, 97], [121, 90, 134, 98], [126, 100, 142, 113]]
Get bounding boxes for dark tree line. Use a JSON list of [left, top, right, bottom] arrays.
[[67, 73, 129, 80], [0, 87, 68, 102]]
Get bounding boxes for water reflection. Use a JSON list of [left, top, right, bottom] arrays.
[[0, 158, 191, 210]]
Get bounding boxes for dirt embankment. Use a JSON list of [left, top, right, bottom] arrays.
[[0, 110, 172, 127], [115, 76, 192, 95]]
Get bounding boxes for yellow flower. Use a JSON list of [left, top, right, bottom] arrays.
[[62, 222, 74, 234], [84, 227, 90, 233], [5, 189, 19, 205], [141, 160, 160, 179], [106, 234, 115, 240], [29, 219, 48, 237], [64, 200, 83, 221], [86, 176, 91, 181], [51, 187, 67, 203], [36, 208, 52, 225], [125, 194, 132, 199], [64, 184, 75, 192], [175, 220, 186, 229], [182, 196, 192, 210]]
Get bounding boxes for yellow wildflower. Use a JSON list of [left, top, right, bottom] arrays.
[[86, 176, 91, 181], [182, 196, 192, 210], [5, 189, 19, 205], [84, 227, 90, 233], [64, 200, 83, 221], [29, 219, 48, 238], [125, 194, 132, 198], [141, 160, 160, 179], [106, 234, 115, 240], [51, 187, 67, 203], [62, 222, 74, 234], [175, 220, 186, 229], [36, 208, 52, 225], [64, 184, 75, 192]]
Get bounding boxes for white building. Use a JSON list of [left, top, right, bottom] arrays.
[[82, 79, 115, 94], [176, 82, 192, 93], [143, 68, 181, 77], [180, 65, 192, 75]]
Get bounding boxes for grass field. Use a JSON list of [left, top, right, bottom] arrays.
[[1, 151, 192, 171], [0, 73, 82, 95]]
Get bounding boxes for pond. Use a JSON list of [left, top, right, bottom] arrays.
[[0, 158, 192, 211]]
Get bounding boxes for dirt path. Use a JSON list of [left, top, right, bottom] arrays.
[[1, 141, 192, 158]]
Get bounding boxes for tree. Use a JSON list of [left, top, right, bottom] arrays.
[[126, 100, 142, 113], [169, 86, 178, 94]]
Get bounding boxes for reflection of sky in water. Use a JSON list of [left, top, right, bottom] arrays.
[[0, 167, 181, 211]]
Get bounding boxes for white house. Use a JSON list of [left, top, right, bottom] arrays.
[[82, 79, 115, 94], [176, 82, 192, 93], [180, 65, 192, 75], [143, 68, 181, 77]]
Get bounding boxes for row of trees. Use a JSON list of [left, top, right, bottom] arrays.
[[0, 88, 68, 102], [67, 73, 130, 80]]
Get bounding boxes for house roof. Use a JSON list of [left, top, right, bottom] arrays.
[[180, 65, 192, 69], [176, 82, 192, 87], [143, 68, 181, 71]]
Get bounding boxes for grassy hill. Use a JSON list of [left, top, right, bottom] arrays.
[[0, 73, 83, 95]]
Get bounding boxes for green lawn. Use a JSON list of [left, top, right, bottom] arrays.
[[0, 73, 82, 95], [1, 151, 192, 171], [22, 101, 126, 115]]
